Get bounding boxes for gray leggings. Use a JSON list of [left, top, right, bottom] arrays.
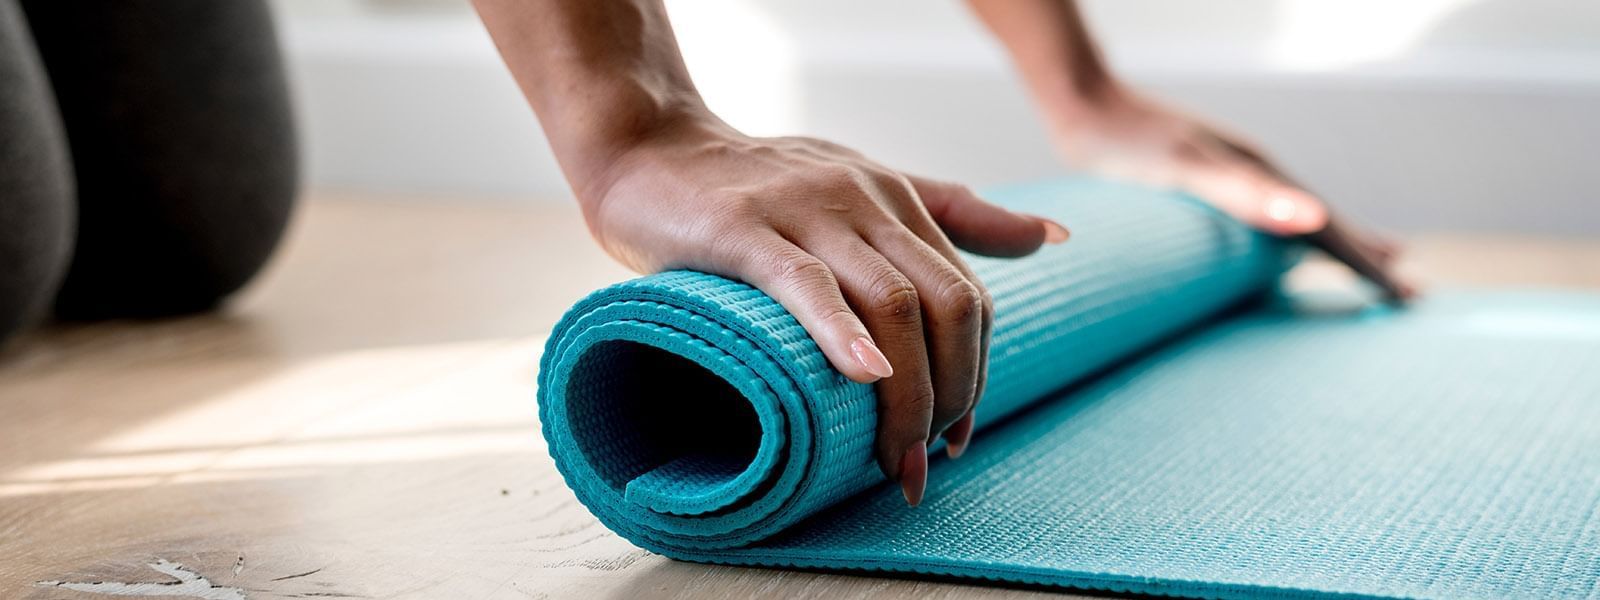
[[0, 0, 297, 343]]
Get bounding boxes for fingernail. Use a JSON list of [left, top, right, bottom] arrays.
[[1265, 194, 1299, 224], [900, 441, 928, 507], [851, 336, 894, 379], [1038, 218, 1071, 244], [1264, 192, 1328, 234], [945, 413, 974, 459]]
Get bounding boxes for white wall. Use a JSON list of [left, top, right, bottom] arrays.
[[270, 0, 1600, 235]]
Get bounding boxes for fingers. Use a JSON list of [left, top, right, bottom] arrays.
[[715, 167, 1027, 508], [1304, 217, 1419, 305], [869, 230, 985, 446], [888, 174, 1003, 460], [1364, 231, 1403, 266], [906, 175, 1068, 257], [726, 231, 891, 385], [943, 412, 975, 459], [953, 273, 993, 460], [801, 234, 937, 505], [1171, 141, 1329, 236], [1170, 137, 1415, 302]]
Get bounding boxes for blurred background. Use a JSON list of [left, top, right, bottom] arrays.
[[271, 0, 1599, 235]]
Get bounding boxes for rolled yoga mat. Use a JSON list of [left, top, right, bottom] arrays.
[[538, 179, 1600, 599]]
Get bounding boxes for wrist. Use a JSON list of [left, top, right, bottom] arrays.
[[547, 88, 726, 200], [565, 104, 738, 209], [1043, 74, 1133, 126]]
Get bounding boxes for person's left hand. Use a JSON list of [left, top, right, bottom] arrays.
[[1047, 87, 1415, 302]]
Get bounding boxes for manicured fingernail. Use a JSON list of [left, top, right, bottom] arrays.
[[851, 336, 894, 379], [1038, 218, 1071, 244], [945, 413, 974, 459], [900, 441, 928, 507]]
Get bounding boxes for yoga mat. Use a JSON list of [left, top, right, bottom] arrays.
[[538, 179, 1600, 599]]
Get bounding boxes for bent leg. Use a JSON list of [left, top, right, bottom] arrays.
[[22, 0, 298, 319], [0, 0, 73, 344]]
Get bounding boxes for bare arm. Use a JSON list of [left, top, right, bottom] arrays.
[[966, 0, 1115, 130], [471, 0, 706, 204], [474, 0, 1070, 504]]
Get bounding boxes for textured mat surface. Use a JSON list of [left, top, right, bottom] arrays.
[[538, 179, 1600, 599]]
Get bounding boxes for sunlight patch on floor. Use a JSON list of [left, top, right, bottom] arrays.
[[2, 337, 550, 498]]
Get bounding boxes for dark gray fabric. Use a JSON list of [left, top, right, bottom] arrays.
[[5, 0, 298, 328], [0, 0, 74, 343], [21, 0, 299, 320]]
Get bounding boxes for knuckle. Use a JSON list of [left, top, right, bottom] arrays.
[[873, 171, 919, 204], [864, 165, 908, 188], [775, 255, 835, 289], [942, 181, 975, 200], [928, 274, 983, 327], [866, 273, 920, 320], [803, 137, 860, 158], [809, 164, 864, 192]]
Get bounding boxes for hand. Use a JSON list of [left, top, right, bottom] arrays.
[[580, 115, 1069, 505], [1050, 88, 1415, 302]]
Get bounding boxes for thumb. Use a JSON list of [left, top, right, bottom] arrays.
[[908, 175, 1069, 258]]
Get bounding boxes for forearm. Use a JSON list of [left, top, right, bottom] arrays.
[[965, 0, 1120, 126], [471, 0, 721, 203]]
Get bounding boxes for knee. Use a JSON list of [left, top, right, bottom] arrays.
[[49, 118, 299, 319], [0, 23, 75, 343], [51, 173, 298, 320], [0, 159, 74, 344], [43, 0, 300, 320]]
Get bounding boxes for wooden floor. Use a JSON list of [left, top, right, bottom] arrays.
[[3, 193, 1598, 600]]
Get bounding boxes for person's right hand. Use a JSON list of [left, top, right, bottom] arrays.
[[575, 114, 1069, 507]]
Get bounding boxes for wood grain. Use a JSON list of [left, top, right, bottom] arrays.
[[2, 193, 1595, 599]]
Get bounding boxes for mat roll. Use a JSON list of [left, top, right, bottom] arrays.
[[539, 179, 1600, 599], [538, 179, 1291, 552]]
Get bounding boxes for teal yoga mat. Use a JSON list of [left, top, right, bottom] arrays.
[[538, 179, 1600, 599]]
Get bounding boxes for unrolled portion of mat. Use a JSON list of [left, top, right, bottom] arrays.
[[681, 290, 1600, 599], [538, 179, 1600, 599]]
